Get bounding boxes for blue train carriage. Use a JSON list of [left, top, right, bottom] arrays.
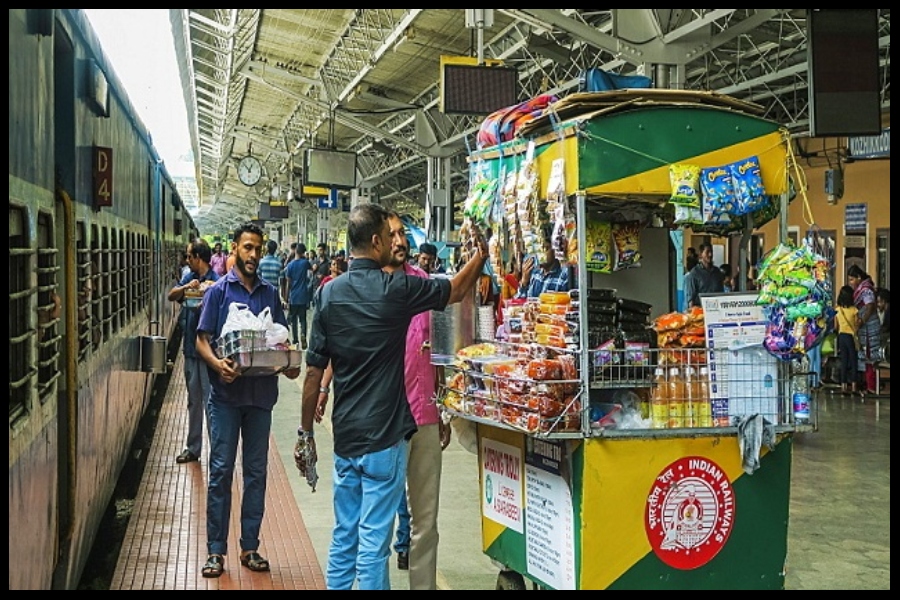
[[9, 9, 195, 589]]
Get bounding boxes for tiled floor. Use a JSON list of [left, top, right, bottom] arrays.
[[109, 357, 325, 590]]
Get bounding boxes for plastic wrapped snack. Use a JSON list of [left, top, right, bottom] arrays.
[[669, 163, 702, 208]]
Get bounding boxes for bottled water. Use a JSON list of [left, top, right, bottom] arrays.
[[792, 359, 811, 425]]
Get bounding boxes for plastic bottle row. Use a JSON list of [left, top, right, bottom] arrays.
[[648, 365, 719, 429]]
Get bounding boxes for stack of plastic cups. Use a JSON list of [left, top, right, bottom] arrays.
[[477, 305, 496, 343]]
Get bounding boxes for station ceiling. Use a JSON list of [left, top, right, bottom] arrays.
[[169, 9, 891, 235]]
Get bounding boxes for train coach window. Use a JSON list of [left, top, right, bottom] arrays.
[[112, 228, 125, 333], [36, 212, 61, 403], [101, 227, 111, 341], [90, 224, 103, 350], [77, 223, 92, 361], [135, 234, 150, 314], [9, 206, 35, 422]]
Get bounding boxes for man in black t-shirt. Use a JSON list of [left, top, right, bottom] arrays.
[[296, 204, 489, 590]]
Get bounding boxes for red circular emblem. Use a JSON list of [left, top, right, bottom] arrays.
[[644, 456, 735, 570]]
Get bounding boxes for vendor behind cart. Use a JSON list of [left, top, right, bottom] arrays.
[[517, 233, 571, 299], [684, 243, 724, 309]]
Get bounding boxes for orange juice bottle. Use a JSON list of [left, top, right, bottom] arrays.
[[650, 368, 669, 429], [667, 367, 686, 429], [695, 366, 713, 427]]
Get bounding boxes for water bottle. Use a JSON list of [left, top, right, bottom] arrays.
[[792, 360, 811, 425]]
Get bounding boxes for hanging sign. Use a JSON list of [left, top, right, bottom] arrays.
[[848, 127, 890, 159]]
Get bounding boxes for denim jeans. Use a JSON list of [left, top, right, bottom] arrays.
[[393, 488, 411, 554], [206, 399, 272, 557], [288, 304, 308, 344], [326, 439, 408, 590], [183, 355, 210, 456], [807, 343, 822, 387]]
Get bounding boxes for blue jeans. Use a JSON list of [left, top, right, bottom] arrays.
[[807, 343, 822, 387], [206, 399, 272, 557], [327, 440, 408, 590], [393, 488, 411, 554], [288, 304, 308, 344], [183, 355, 210, 456]]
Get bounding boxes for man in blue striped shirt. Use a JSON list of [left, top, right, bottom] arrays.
[[517, 235, 571, 299], [258, 239, 284, 294]]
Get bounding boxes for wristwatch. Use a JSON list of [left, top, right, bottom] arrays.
[[319, 386, 329, 394], [297, 428, 314, 439]]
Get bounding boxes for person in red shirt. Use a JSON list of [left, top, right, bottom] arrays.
[[319, 257, 348, 288]]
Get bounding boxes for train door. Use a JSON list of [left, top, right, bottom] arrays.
[[53, 15, 77, 576]]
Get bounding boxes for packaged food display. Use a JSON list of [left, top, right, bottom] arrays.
[[436, 341, 582, 435]]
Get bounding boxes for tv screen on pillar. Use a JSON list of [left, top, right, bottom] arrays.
[[304, 148, 358, 190]]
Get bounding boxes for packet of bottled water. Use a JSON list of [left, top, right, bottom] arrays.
[[293, 436, 319, 492]]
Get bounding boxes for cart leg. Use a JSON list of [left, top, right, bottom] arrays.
[[496, 570, 527, 590]]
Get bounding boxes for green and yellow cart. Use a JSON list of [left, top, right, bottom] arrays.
[[450, 89, 809, 590]]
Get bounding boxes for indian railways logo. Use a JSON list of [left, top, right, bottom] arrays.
[[644, 456, 735, 570]]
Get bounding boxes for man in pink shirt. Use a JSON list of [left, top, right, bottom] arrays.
[[383, 211, 450, 590], [209, 242, 228, 277]]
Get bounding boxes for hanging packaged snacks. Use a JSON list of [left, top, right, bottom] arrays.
[[669, 163, 702, 208], [700, 166, 734, 226], [727, 155, 768, 217], [463, 178, 499, 226], [612, 221, 643, 272], [585, 220, 612, 273]]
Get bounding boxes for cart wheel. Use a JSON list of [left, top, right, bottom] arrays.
[[496, 570, 527, 590]]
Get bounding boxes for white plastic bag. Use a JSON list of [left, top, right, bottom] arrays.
[[258, 306, 273, 332], [221, 302, 264, 338], [266, 323, 290, 347], [258, 306, 290, 347]]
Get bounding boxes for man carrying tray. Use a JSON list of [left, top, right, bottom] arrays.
[[195, 221, 301, 579], [168, 237, 219, 465]]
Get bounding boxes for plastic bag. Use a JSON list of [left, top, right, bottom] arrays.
[[266, 323, 290, 347], [221, 302, 265, 337], [255, 306, 290, 347]]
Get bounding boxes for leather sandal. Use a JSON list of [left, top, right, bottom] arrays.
[[202, 554, 225, 578], [240, 551, 270, 572]]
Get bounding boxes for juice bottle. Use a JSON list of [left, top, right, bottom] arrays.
[[695, 366, 713, 427], [650, 368, 669, 429], [667, 367, 686, 429], [684, 366, 698, 428]]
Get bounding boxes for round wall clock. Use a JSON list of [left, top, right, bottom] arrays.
[[237, 155, 262, 186]]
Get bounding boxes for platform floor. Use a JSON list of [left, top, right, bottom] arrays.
[[110, 354, 890, 590], [109, 356, 325, 590]]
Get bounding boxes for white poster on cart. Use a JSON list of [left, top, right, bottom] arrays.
[[701, 293, 780, 424], [480, 437, 524, 534], [524, 438, 576, 590]]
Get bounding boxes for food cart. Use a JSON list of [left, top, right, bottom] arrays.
[[438, 89, 820, 590]]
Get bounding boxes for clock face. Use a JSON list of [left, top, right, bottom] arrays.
[[238, 155, 262, 186]]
